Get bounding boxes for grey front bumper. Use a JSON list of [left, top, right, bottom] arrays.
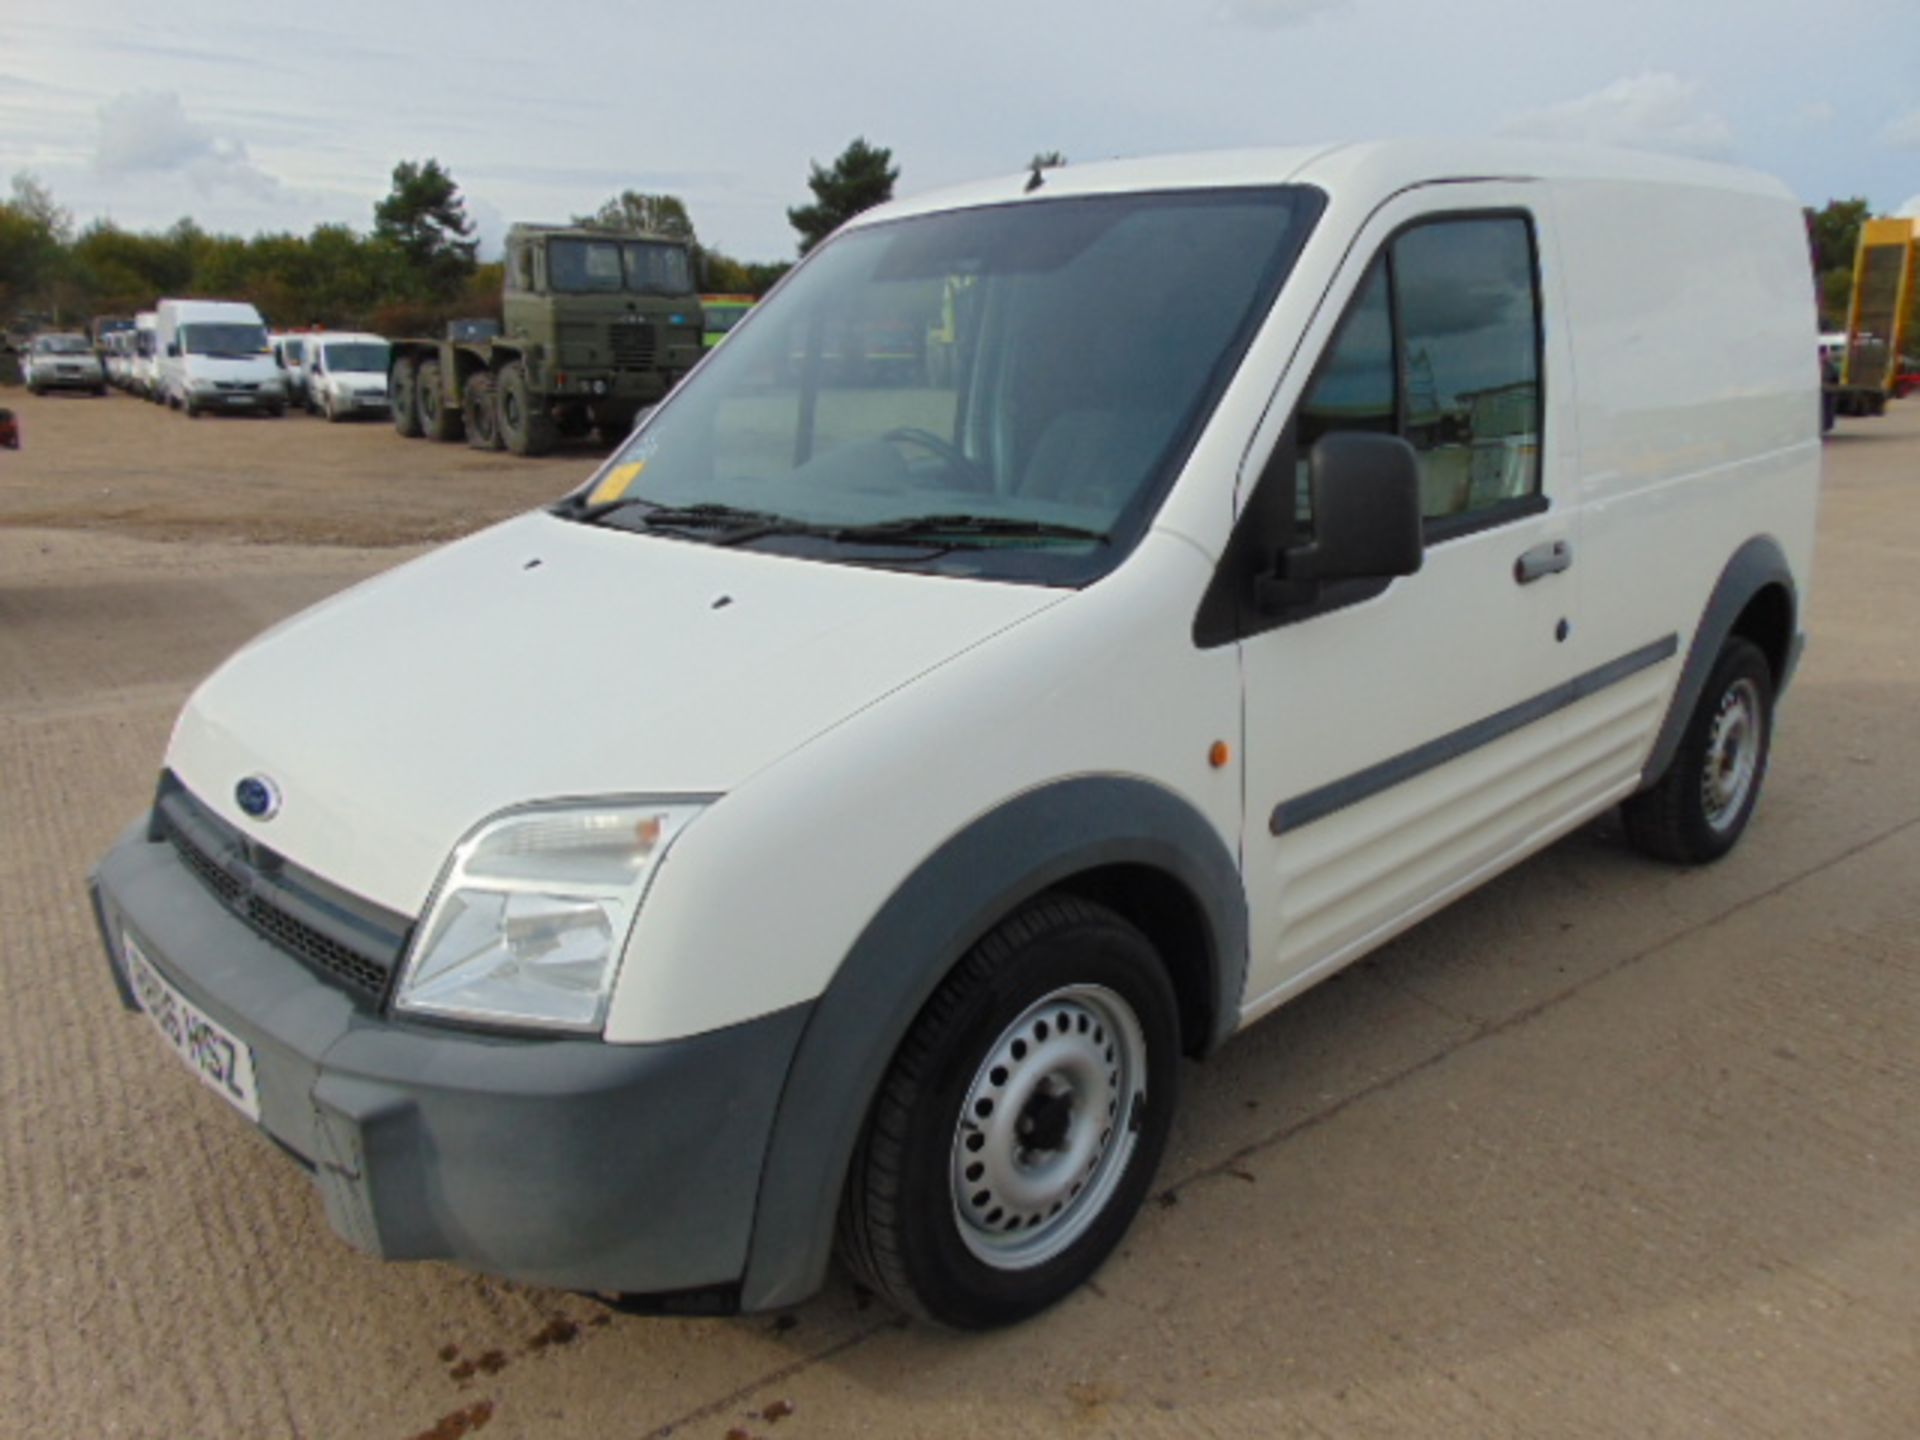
[[90, 819, 809, 1303]]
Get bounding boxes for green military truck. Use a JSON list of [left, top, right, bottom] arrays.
[[390, 223, 704, 455]]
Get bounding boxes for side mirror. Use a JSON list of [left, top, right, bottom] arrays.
[[166, 342, 180, 358], [1259, 433, 1423, 610]]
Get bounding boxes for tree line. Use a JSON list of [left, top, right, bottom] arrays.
[[4, 154, 1901, 343], [0, 137, 910, 336]]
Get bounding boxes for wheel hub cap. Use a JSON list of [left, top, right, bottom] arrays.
[[1702, 677, 1762, 831], [950, 984, 1147, 1270]]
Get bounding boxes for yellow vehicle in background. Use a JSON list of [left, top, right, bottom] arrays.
[[1830, 217, 1918, 419], [700, 294, 755, 349]]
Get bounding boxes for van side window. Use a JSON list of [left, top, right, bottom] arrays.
[[1297, 214, 1541, 536]]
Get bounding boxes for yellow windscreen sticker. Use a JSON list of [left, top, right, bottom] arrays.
[[587, 461, 645, 505]]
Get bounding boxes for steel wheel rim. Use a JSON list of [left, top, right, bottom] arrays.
[[1702, 676, 1762, 831], [950, 984, 1147, 1270]]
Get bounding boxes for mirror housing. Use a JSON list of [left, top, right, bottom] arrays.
[[166, 341, 180, 358], [1258, 433, 1424, 611]]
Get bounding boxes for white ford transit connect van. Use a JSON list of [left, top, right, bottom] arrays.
[[303, 332, 392, 421], [91, 141, 1819, 1329]]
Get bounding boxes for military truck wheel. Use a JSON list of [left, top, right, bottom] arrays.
[[464, 373, 503, 451], [391, 359, 422, 438], [498, 362, 557, 457], [418, 360, 465, 442]]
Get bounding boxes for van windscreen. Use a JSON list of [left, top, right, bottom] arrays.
[[565, 186, 1322, 586], [181, 324, 268, 356], [324, 343, 389, 373]]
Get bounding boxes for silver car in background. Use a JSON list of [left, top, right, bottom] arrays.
[[26, 334, 107, 396]]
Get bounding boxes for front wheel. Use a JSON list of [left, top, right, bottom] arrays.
[[497, 361, 557, 456], [1624, 637, 1774, 864], [838, 896, 1180, 1329]]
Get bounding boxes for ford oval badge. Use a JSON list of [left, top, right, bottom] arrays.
[[235, 775, 281, 821]]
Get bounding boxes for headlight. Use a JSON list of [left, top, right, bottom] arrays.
[[394, 801, 703, 1032]]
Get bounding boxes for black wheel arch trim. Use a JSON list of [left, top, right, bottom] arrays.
[[1639, 535, 1798, 793], [737, 775, 1247, 1312]]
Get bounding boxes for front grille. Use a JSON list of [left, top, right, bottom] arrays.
[[214, 382, 258, 393], [153, 774, 411, 1006], [245, 895, 393, 996], [609, 322, 657, 368], [170, 820, 244, 906]]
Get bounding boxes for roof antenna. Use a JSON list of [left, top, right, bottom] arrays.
[[1025, 162, 1045, 194]]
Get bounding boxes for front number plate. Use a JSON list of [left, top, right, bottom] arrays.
[[123, 934, 262, 1121]]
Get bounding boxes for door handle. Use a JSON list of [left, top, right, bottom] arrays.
[[1514, 540, 1573, 584]]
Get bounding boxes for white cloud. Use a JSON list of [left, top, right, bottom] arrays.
[[1898, 195, 1920, 219], [1796, 100, 1835, 128], [1502, 71, 1735, 159], [1214, 0, 1349, 29], [93, 90, 283, 199], [1883, 109, 1920, 149]]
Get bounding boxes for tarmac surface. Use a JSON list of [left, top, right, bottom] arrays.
[[1, 390, 1916, 1438]]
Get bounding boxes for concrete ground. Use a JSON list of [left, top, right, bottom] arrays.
[[1, 391, 1915, 1438]]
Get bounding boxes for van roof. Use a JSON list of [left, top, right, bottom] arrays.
[[305, 332, 389, 346], [851, 139, 1794, 231], [157, 299, 267, 322]]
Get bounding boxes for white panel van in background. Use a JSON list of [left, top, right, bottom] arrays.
[[155, 298, 286, 417], [92, 141, 1820, 1330], [304, 332, 392, 421], [131, 311, 158, 399]]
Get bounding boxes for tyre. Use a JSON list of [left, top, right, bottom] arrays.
[[463, 372, 502, 450], [497, 361, 557, 456], [838, 896, 1180, 1329], [418, 359, 464, 442], [1623, 637, 1773, 865], [390, 357, 422, 438]]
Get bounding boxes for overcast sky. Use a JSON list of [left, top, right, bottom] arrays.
[[3, 0, 1915, 262]]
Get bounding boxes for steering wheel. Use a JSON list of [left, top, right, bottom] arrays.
[[882, 427, 992, 492]]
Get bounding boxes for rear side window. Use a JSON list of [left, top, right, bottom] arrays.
[[1297, 214, 1542, 537]]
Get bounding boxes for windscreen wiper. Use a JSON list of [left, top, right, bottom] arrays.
[[555, 498, 1109, 550], [556, 495, 796, 534], [827, 514, 1112, 546]]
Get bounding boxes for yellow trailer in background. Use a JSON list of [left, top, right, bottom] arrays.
[[1832, 217, 1918, 418]]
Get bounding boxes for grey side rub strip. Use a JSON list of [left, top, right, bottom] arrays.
[[1269, 634, 1679, 836]]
